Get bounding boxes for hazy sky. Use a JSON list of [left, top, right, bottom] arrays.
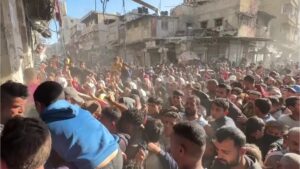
[[47, 0, 182, 44]]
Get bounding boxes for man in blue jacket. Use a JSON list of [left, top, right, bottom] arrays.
[[33, 81, 122, 169]]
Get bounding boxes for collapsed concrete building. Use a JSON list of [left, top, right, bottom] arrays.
[[47, 0, 299, 67]]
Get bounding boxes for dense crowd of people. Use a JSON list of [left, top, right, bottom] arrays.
[[1, 55, 300, 169]]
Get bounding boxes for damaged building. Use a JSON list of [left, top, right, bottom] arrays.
[[46, 0, 299, 67]]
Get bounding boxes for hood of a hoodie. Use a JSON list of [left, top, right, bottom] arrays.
[[41, 100, 79, 123]]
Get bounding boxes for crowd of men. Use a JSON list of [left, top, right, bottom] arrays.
[[1, 55, 300, 169]]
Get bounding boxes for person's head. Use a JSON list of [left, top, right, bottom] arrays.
[[216, 83, 231, 98], [245, 144, 263, 166], [245, 116, 265, 142], [82, 100, 102, 120], [117, 109, 144, 136], [33, 81, 65, 113], [100, 107, 121, 134], [1, 117, 51, 169], [160, 111, 181, 137], [172, 90, 184, 108], [278, 153, 300, 169], [254, 98, 272, 117], [243, 75, 255, 90], [265, 121, 288, 138], [147, 97, 163, 116], [286, 127, 300, 154], [207, 79, 218, 93], [255, 66, 264, 76], [231, 87, 243, 96], [268, 96, 282, 112], [285, 96, 300, 116], [170, 121, 207, 169], [210, 98, 229, 120], [79, 61, 86, 69], [130, 94, 142, 110], [267, 86, 282, 98], [213, 126, 247, 168], [144, 118, 164, 143], [1, 81, 28, 124], [185, 96, 201, 116], [246, 90, 262, 104]]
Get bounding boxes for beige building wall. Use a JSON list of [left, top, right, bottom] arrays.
[[1, 0, 33, 83], [260, 0, 299, 44]]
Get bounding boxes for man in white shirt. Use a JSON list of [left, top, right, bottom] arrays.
[[279, 96, 300, 128]]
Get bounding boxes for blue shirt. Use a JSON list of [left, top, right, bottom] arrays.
[[41, 100, 119, 169]]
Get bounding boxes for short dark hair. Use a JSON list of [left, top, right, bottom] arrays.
[[1, 117, 51, 169], [247, 90, 262, 97], [173, 90, 184, 97], [1, 80, 28, 104], [101, 107, 122, 122], [160, 111, 181, 120], [173, 121, 206, 147], [285, 96, 300, 108], [255, 98, 271, 114], [215, 126, 246, 148], [231, 82, 243, 89], [245, 117, 265, 139], [148, 97, 163, 105], [119, 109, 144, 127], [232, 87, 243, 95], [218, 83, 232, 94], [144, 118, 164, 142], [33, 81, 64, 107], [268, 96, 280, 105], [244, 75, 255, 84], [211, 98, 229, 110]]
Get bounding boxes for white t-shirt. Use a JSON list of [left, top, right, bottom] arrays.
[[278, 114, 300, 128]]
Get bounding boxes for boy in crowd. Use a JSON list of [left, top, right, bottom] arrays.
[[33, 81, 122, 169], [254, 98, 275, 122], [147, 97, 163, 118], [169, 90, 185, 112], [1, 80, 28, 130], [1, 117, 51, 169], [210, 98, 236, 134], [159, 110, 181, 150]]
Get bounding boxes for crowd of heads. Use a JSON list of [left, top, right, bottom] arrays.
[[1, 55, 300, 169]]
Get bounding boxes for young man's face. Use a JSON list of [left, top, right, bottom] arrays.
[[287, 132, 300, 154], [172, 95, 182, 107], [147, 103, 160, 115], [213, 139, 244, 167], [243, 81, 253, 91], [161, 116, 177, 137], [210, 103, 225, 120], [207, 82, 217, 93], [185, 98, 198, 116], [289, 100, 300, 115], [216, 88, 228, 98], [1, 97, 26, 124]]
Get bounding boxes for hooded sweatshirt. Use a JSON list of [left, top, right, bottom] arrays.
[[41, 100, 119, 169]]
